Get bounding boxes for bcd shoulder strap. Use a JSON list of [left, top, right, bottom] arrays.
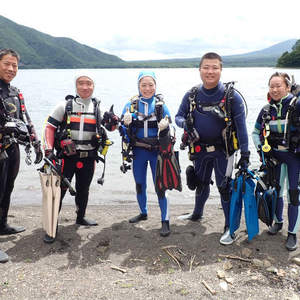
[[129, 94, 165, 123]]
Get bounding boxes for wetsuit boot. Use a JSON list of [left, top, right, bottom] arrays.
[[129, 214, 148, 223], [268, 222, 283, 235], [0, 215, 25, 235], [76, 217, 98, 226], [286, 233, 297, 251], [43, 224, 58, 244], [160, 220, 170, 237]]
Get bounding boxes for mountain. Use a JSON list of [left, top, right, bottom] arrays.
[[0, 15, 124, 68], [0, 15, 297, 68], [131, 39, 298, 68], [222, 39, 297, 67]]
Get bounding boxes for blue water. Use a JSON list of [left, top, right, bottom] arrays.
[[10, 67, 300, 206]]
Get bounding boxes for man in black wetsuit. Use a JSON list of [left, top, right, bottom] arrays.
[[0, 48, 42, 262]]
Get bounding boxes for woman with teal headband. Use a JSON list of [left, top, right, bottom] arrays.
[[120, 71, 172, 236]]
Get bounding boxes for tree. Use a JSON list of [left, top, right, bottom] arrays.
[[277, 39, 300, 67]]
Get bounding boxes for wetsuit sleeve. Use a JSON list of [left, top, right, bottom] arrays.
[[22, 99, 40, 142], [47, 101, 66, 128], [175, 92, 190, 128], [231, 91, 249, 153], [98, 103, 104, 123], [251, 109, 264, 150]]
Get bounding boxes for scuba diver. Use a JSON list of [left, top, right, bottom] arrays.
[[119, 71, 178, 237], [43, 74, 112, 243], [175, 52, 249, 245], [252, 72, 300, 251], [0, 48, 43, 262]]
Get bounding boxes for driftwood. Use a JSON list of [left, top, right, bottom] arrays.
[[219, 254, 252, 263], [110, 265, 127, 273], [202, 280, 216, 295], [189, 255, 196, 272], [163, 248, 182, 270], [161, 245, 178, 249]]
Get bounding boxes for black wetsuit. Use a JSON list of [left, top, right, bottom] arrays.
[[0, 79, 21, 227]]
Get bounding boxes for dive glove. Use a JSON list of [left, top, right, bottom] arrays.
[[123, 107, 132, 126], [158, 116, 169, 131], [183, 121, 200, 143], [291, 84, 300, 97], [237, 151, 250, 169], [45, 149, 57, 162], [32, 140, 43, 164], [102, 105, 119, 131]]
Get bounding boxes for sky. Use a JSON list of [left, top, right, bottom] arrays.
[[1, 0, 300, 61]]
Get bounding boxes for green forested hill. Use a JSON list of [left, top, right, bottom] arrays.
[[0, 15, 124, 68], [277, 40, 300, 67]]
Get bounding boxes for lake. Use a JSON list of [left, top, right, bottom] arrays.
[[11, 67, 300, 206]]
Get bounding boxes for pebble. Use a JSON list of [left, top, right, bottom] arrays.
[[241, 248, 252, 258], [217, 270, 226, 279], [263, 259, 272, 268], [223, 261, 233, 270], [225, 277, 234, 284], [253, 259, 264, 268], [291, 257, 300, 266], [219, 280, 228, 291], [291, 268, 298, 275], [277, 269, 286, 277], [266, 266, 278, 274]]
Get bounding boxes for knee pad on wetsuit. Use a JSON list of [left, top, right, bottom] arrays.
[[136, 183, 142, 194], [186, 165, 198, 190], [289, 189, 300, 206], [196, 182, 209, 196], [218, 177, 232, 202]]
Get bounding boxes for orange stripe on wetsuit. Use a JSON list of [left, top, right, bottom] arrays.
[[69, 116, 96, 124]]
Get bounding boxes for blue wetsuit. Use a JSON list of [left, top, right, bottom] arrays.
[[122, 96, 171, 221], [175, 82, 249, 227], [252, 94, 300, 234]]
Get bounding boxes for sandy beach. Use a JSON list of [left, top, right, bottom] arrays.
[[1, 201, 300, 300]]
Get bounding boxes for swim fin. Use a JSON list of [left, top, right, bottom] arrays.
[[155, 127, 182, 194], [39, 169, 61, 238], [230, 169, 259, 241]]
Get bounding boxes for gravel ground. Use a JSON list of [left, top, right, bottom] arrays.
[[1, 203, 300, 300]]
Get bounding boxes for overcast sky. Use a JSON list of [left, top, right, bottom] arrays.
[[2, 0, 300, 61]]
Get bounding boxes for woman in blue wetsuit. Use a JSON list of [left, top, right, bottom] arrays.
[[120, 71, 172, 237], [252, 72, 300, 251], [175, 52, 249, 245]]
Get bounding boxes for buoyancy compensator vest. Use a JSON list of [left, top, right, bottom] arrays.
[[54, 95, 108, 157], [260, 96, 300, 153], [181, 82, 244, 159], [127, 94, 167, 149]]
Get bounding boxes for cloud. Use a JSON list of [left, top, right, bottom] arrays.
[[2, 0, 300, 61], [96, 36, 297, 61]]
